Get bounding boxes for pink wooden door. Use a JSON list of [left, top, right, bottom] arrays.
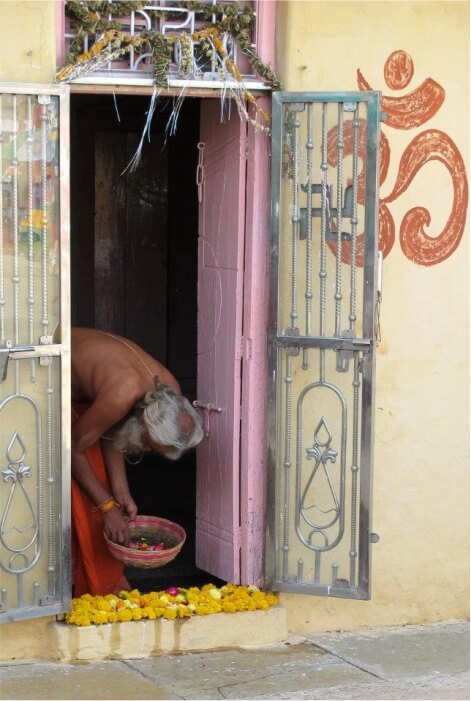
[[195, 101, 247, 583]]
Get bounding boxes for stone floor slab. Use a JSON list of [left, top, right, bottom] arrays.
[[250, 672, 470, 700], [306, 620, 470, 679], [1, 621, 468, 701], [0, 661, 176, 700], [126, 643, 373, 699]]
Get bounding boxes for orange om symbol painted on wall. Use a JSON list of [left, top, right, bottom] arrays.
[[329, 50, 468, 266]]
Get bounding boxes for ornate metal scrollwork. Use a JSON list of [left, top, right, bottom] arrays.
[[0, 431, 40, 572]]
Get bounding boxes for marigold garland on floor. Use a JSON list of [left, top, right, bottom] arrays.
[[66, 583, 279, 626]]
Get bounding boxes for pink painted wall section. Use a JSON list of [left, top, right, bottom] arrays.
[[255, 0, 277, 73], [55, 0, 66, 68]]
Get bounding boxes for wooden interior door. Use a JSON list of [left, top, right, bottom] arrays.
[[94, 130, 169, 361], [70, 95, 200, 398], [195, 101, 247, 583]]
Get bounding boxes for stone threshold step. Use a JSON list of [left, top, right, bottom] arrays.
[[47, 605, 288, 662]]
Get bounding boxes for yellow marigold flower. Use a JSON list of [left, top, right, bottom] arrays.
[[64, 583, 279, 625], [55, 66, 73, 81], [78, 593, 94, 604], [202, 583, 216, 592], [91, 611, 108, 625], [77, 51, 91, 64], [117, 608, 133, 622], [187, 587, 201, 597], [67, 612, 91, 626], [195, 604, 210, 615], [96, 597, 113, 612]]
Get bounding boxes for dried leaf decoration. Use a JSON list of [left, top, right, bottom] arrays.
[[56, 0, 282, 135]]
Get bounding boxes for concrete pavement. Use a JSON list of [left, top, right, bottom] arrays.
[[0, 620, 469, 700]]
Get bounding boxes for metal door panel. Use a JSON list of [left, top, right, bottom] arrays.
[[266, 92, 381, 599], [0, 85, 70, 622]]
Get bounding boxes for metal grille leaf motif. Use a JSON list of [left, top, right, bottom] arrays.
[[1, 432, 39, 565]]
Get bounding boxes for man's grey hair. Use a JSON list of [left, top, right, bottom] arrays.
[[137, 383, 203, 460]]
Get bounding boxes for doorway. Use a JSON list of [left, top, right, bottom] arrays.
[[70, 93, 222, 590]]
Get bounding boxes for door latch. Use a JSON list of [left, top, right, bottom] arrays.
[[193, 400, 222, 438], [336, 329, 354, 372], [0, 342, 35, 383]]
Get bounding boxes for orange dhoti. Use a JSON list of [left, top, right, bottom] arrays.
[[71, 405, 131, 597]]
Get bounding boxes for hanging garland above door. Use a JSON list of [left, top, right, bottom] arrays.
[[56, 1, 282, 134]]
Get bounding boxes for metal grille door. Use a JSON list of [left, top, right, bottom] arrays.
[[0, 85, 71, 622], [266, 92, 381, 599]]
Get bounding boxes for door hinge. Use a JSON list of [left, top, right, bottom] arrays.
[[239, 336, 252, 361], [196, 141, 205, 204]]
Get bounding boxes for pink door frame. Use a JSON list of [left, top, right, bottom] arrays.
[[240, 105, 271, 586], [239, 1, 276, 586], [56, 0, 276, 586]]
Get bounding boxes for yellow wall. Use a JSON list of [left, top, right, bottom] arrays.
[[0, 1, 57, 83], [276, 0, 469, 632], [0, 0, 468, 648]]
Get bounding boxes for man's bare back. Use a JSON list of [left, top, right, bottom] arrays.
[[70, 328, 200, 546], [72, 327, 179, 405]]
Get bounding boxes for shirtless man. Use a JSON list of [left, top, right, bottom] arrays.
[[71, 327, 203, 548]]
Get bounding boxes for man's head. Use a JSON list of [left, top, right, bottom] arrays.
[[113, 383, 203, 460]]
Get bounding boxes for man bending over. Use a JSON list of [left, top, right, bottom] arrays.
[[71, 327, 203, 597]]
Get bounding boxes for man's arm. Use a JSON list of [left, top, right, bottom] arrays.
[[72, 394, 134, 544], [100, 439, 137, 522]]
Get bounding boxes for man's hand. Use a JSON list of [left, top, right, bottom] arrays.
[[103, 507, 130, 544], [116, 493, 138, 522]]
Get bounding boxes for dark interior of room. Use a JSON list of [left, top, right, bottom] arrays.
[[70, 93, 223, 590]]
